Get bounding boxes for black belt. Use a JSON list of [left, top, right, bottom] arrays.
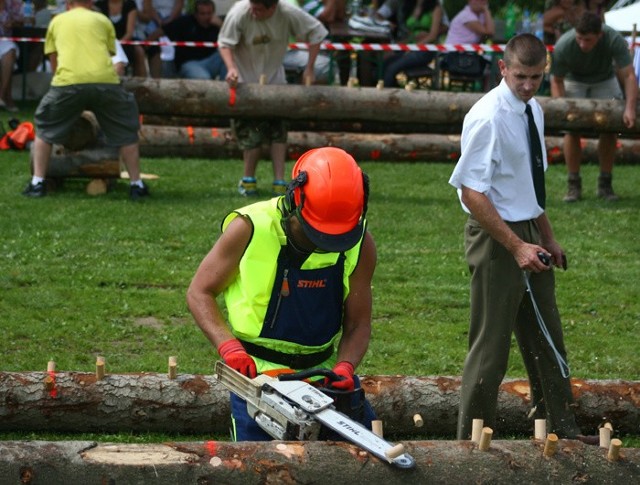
[[239, 340, 334, 369]]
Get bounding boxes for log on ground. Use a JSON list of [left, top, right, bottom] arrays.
[[1, 372, 638, 436], [0, 439, 638, 485], [137, 125, 640, 165], [123, 78, 640, 135], [42, 145, 121, 179]]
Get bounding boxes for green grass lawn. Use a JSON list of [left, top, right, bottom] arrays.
[[1, 145, 639, 444]]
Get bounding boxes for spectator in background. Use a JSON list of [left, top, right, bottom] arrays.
[[377, 0, 447, 87], [0, 0, 23, 111], [112, 39, 129, 76], [298, 0, 345, 25], [543, 0, 583, 46], [444, 0, 493, 44], [22, 0, 149, 199], [137, 0, 184, 77], [219, 0, 327, 197], [550, 12, 637, 201], [95, 0, 148, 77], [146, 0, 225, 80]]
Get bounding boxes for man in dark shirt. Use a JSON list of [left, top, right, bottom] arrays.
[[148, 0, 226, 79]]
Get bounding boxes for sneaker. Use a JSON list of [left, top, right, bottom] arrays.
[[129, 182, 150, 200], [238, 177, 257, 196], [597, 173, 619, 201], [272, 179, 288, 196], [563, 174, 582, 203], [22, 181, 46, 197]]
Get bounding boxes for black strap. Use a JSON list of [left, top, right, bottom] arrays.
[[239, 339, 334, 369]]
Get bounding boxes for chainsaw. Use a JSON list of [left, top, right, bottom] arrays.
[[214, 361, 415, 468]]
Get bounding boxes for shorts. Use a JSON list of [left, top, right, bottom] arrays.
[[231, 119, 288, 151], [564, 76, 623, 100], [35, 84, 140, 146]]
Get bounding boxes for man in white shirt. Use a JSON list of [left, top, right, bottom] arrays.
[[449, 33, 596, 445]]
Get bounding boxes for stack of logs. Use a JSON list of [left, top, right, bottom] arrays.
[[1, 357, 640, 482], [44, 80, 640, 193]]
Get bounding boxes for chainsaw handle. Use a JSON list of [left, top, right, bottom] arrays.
[[277, 368, 343, 383]]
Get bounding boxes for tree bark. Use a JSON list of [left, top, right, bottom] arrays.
[[41, 146, 121, 179], [1, 439, 638, 485], [1, 372, 638, 437], [137, 126, 640, 164], [123, 78, 640, 135]]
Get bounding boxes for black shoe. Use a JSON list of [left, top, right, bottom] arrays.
[[22, 181, 46, 197], [129, 182, 149, 200]]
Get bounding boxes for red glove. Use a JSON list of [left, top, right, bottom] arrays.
[[330, 361, 355, 391], [218, 339, 257, 378]]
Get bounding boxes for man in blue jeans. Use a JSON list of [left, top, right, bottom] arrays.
[[147, 0, 226, 80]]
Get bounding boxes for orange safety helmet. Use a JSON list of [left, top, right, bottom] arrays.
[[286, 147, 368, 252]]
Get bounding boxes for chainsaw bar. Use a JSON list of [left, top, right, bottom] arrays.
[[214, 362, 416, 469], [265, 378, 415, 468]]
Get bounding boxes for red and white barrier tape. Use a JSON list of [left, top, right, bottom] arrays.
[[3, 36, 638, 52]]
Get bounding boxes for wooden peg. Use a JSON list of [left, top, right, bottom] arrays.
[[44, 360, 56, 391], [607, 438, 622, 461], [259, 74, 267, 85], [372, 419, 383, 438], [599, 426, 612, 449], [478, 427, 493, 451], [96, 356, 105, 380], [168, 356, 178, 379], [413, 413, 424, 428], [534, 419, 546, 440], [304, 75, 312, 87], [603, 422, 614, 431], [543, 433, 558, 457], [471, 418, 484, 443], [376, 80, 384, 90], [404, 81, 416, 91], [384, 443, 405, 462]]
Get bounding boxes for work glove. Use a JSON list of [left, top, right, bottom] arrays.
[[329, 361, 355, 391], [218, 339, 257, 378]]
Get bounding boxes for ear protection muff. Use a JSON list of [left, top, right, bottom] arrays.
[[283, 170, 308, 216]]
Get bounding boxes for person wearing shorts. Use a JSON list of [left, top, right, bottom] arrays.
[[22, 0, 149, 200], [550, 11, 637, 202], [218, 0, 327, 197]]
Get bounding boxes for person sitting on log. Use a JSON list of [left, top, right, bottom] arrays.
[[187, 147, 378, 441], [22, 0, 149, 199], [218, 0, 328, 197]]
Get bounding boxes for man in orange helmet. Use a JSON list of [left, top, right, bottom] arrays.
[[187, 147, 377, 441]]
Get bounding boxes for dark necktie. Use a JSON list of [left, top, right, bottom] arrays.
[[525, 104, 546, 210]]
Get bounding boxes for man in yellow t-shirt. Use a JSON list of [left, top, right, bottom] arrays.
[[22, 0, 149, 200]]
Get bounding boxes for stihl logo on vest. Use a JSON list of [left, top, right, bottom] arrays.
[[297, 279, 327, 288]]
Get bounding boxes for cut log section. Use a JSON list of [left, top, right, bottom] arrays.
[[0, 372, 638, 436], [0, 439, 638, 484], [123, 78, 640, 135]]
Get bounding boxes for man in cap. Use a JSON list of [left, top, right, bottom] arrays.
[[187, 147, 377, 440]]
